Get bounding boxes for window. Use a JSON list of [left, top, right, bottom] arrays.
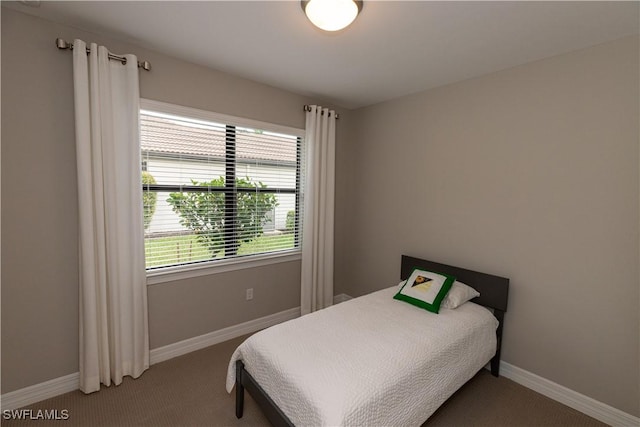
[[141, 100, 304, 276]]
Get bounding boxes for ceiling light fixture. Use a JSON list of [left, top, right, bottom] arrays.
[[301, 0, 363, 32]]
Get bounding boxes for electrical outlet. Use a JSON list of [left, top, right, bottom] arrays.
[[246, 288, 254, 301]]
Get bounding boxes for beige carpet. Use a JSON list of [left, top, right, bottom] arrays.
[[4, 335, 605, 426]]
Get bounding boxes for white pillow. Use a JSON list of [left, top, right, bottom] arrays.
[[441, 281, 480, 309], [397, 279, 479, 309]]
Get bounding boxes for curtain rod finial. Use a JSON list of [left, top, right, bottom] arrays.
[[56, 38, 71, 50]]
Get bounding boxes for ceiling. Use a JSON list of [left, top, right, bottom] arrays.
[[6, 1, 639, 109]]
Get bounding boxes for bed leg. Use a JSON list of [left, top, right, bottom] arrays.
[[235, 360, 245, 418], [491, 310, 505, 377], [490, 356, 500, 377]]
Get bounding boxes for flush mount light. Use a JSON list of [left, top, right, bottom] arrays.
[[301, 0, 363, 32]]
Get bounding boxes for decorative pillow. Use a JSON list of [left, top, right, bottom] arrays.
[[441, 281, 480, 309], [393, 269, 455, 313], [397, 279, 480, 309]]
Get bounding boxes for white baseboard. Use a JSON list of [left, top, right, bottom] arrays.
[[1, 372, 79, 412], [149, 306, 300, 365], [500, 361, 639, 427]]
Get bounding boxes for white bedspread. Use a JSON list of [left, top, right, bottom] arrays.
[[226, 286, 498, 426]]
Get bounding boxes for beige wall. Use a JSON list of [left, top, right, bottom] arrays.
[[0, 8, 349, 393], [340, 36, 639, 416]]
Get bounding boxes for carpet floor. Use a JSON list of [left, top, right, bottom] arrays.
[[4, 334, 605, 426]]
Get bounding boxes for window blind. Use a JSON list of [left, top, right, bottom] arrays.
[[140, 107, 304, 270]]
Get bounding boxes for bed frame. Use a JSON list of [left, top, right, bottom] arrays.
[[235, 255, 509, 427]]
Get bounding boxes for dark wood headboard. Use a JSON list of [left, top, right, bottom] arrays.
[[401, 255, 510, 376], [401, 255, 509, 312]]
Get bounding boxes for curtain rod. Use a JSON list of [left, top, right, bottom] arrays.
[[56, 38, 151, 71], [303, 105, 340, 120]]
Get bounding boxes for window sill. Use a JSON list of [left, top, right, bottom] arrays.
[[146, 250, 302, 286]]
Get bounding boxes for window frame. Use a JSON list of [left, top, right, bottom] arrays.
[[140, 99, 305, 285]]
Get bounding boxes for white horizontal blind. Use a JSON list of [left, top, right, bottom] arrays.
[[140, 105, 303, 270]]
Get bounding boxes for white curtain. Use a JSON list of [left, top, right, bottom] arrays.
[[72, 40, 149, 393], [301, 105, 336, 315]]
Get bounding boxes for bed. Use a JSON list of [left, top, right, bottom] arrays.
[[226, 255, 509, 426]]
